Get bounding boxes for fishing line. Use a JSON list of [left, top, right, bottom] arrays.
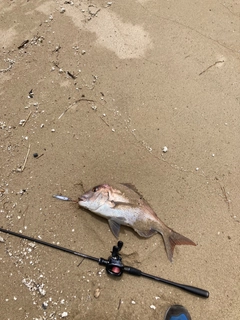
[[0, 227, 209, 298]]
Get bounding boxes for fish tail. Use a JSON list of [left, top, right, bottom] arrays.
[[161, 228, 196, 262]]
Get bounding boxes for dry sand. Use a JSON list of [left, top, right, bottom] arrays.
[[0, 0, 240, 319]]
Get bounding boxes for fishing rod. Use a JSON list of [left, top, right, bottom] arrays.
[[0, 227, 209, 298]]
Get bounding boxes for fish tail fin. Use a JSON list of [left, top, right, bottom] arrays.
[[160, 228, 196, 262]]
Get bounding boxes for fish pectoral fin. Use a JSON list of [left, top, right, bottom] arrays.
[[111, 201, 133, 209], [134, 228, 157, 238], [108, 218, 126, 238], [107, 200, 131, 208]]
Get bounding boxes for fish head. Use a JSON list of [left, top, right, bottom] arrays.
[[78, 184, 111, 211]]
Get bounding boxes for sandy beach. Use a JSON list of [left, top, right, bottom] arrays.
[[0, 0, 240, 319]]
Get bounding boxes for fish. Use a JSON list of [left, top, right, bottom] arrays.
[[78, 183, 196, 261]]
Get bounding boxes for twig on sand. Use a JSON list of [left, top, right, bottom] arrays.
[[58, 98, 95, 119], [0, 196, 6, 202], [117, 299, 122, 310], [219, 184, 231, 210], [100, 116, 110, 127], [18, 39, 29, 49], [22, 111, 32, 127], [17, 144, 31, 172], [77, 258, 85, 267], [199, 60, 224, 76]]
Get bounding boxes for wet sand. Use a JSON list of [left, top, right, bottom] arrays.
[[0, 1, 240, 319]]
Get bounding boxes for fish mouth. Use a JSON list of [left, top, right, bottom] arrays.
[[78, 196, 87, 202]]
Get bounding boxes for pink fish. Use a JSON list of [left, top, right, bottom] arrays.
[[79, 183, 196, 261]]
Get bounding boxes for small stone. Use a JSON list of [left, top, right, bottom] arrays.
[[39, 287, 46, 296], [61, 311, 68, 318], [19, 119, 26, 126], [94, 288, 100, 298], [28, 242, 36, 248], [33, 153, 38, 158], [162, 146, 168, 153]]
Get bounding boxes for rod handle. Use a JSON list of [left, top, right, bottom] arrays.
[[179, 284, 209, 298]]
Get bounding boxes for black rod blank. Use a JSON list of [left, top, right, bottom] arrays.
[[0, 227, 99, 262]]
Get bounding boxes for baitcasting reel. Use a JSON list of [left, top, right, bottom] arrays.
[[100, 241, 124, 276]]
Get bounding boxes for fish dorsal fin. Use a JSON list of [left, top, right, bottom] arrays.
[[121, 183, 154, 209], [120, 183, 144, 198], [108, 217, 126, 238]]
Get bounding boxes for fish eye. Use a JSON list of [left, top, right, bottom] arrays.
[[92, 186, 99, 192]]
